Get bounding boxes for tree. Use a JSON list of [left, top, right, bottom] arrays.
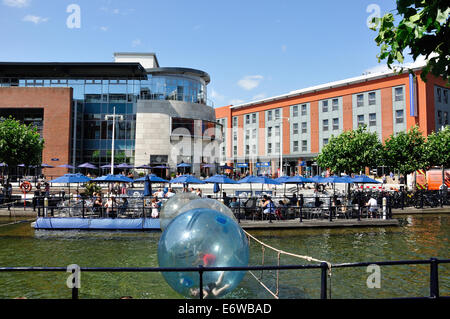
[[316, 125, 383, 175], [371, 0, 450, 84], [0, 117, 44, 173], [424, 125, 450, 185], [382, 125, 427, 181]]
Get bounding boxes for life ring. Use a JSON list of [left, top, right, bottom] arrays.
[[20, 181, 32, 193]]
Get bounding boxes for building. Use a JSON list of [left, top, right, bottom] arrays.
[[215, 65, 449, 177], [0, 53, 221, 178]]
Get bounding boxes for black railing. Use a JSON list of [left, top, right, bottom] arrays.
[[0, 258, 448, 299]]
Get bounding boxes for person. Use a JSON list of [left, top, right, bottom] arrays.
[[261, 196, 276, 222], [222, 192, 231, 207], [314, 189, 323, 208], [165, 188, 176, 198], [285, 193, 298, 206], [390, 171, 394, 181], [151, 197, 160, 218], [229, 197, 239, 209], [189, 271, 230, 299], [121, 182, 127, 195], [196, 188, 202, 197], [104, 196, 116, 218], [276, 200, 287, 220], [93, 194, 103, 215], [366, 196, 378, 218], [119, 197, 128, 215], [382, 174, 387, 184], [43, 182, 50, 197], [193, 251, 216, 267], [154, 188, 164, 199]]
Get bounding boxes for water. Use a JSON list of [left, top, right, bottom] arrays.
[[0, 215, 448, 299]]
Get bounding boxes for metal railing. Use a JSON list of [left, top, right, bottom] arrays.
[[0, 258, 448, 299]]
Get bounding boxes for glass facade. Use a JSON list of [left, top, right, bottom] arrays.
[[1, 69, 210, 167]]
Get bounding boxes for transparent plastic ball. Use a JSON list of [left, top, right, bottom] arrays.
[[158, 208, 249, 299], [177, 198, 237, 221], [159, 192, 199, 230]]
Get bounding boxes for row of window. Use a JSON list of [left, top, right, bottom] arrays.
[[436, 87, 449, 104]]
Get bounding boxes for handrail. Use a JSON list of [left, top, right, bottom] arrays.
[[1, 258, 448, 299]]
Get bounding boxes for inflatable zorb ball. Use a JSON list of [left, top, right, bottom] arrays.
[[177, 198, 237, 222], [158, 208, 249, 299], [159, 192, 199, 230]]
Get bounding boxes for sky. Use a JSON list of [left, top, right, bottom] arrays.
[[0, 0, 414, 108]]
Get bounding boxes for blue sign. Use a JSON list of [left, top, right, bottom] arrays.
[[298, 161, 306, 166], [409, 73, 416, 117], [51, 158, 59, 161], [237, 163, 248, 168], [255, 162, 270, 168]]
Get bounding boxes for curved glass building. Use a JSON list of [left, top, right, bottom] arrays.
[[0, 53, 222, 177]]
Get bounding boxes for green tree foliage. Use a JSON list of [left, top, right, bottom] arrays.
[[424, 125, 450, 168], [0, 117, 44, 169], [316, 125, 382, 174], [382, 125, 427, 176], [371, 0, 450, 84]]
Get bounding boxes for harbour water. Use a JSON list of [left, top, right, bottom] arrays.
[[0, 214, 448, 299]]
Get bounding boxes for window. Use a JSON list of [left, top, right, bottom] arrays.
[[332, 118, 339, 130], [252, 144, 256, 154], [275, 142, 280, 152], [438, 110, 442, 125], [252, 128, 256, 139], [301, 122, 307, 134], [368, 92, 376, 105], [323, 119, 329, 131], [395, 110, 404, 124], [302, 140, 307, 152], [444, 90, 448, 104], [369, 113, 376, 126], [357, 114, 365, 127], [293, 123, 298, 135], [293, 141, 299, 152], [268, 143, 272, 154], [437, 88, 441, 102], [222, 146, 225, 157], [268, 110, 272, 121], [268, 126, 272, 137], [245, 115, 250, 124], [301, 104, 307, 116], [245, 130, 250, 140], [332, 98, 339, 111], [232, 117, 238, 127], [245, 144, 250, 155], [323, 138, 329, 145], [357, 94, 364, 107], [252, 113, 256, 124], [444, 112, 448, 125], [395, 87, 404, 101], [275, 125, 280, 136], [275, 109, 280, 120], [322, 100, 328, 112], [292, 105, 298, 117], [233, 145, 237, 156]]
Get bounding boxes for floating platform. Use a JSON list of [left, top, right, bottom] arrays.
[[32, 217, 160, 231]]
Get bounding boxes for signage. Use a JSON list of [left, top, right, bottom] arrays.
[[51, 158, 59, 161], [237, 163, 248, 168], [255, 162, 270, 168]]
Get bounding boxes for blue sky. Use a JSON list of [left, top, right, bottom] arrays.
[[0, 0, 411, 107]]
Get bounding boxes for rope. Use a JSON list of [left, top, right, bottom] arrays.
[[244, 229, 332, 299]]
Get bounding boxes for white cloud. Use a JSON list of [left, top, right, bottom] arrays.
[[230, 99, 245, 105], [281, 45, 287, 52], [252, 93, 266, 100], [3, 0, 30, 7], [131, 39, 142, 47], [23, 14, 48, 24], [210, 89, 224, 102], [100, 26, 108, 31], [237, 75, 263, 90]]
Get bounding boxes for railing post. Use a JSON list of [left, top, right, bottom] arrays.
[[299, 205, 303, 223], [72, 268, 78, 300], [238, 198, 241, 223], [82, 198, 85, 219], [430, 258, 439, 298], [198, 265, 204, 300], [320, 262, 328, 299], [329, 197, 332, 222]]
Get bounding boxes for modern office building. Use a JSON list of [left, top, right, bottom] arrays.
[[215, 64, 449, 176], [0, 53, 221, 177]]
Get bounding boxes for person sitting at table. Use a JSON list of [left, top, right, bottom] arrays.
[[261, 196, 276, 220], [314, 190, 323, 208], [104, 196, 116, 218], [284, 193, 298, 206], [229, 197, 239, 209], [93, 194, 103, 214], [165, 188, 176, 198], [151, 197, 160, 218], [276, 200, 287, 220]]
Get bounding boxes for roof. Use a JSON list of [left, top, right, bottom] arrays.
[[146, 67, 211, 84], [230, 62, 427, 110], [0, 62, 148, 79]]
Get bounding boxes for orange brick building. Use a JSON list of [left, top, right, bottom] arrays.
[[215, 66, 449, 176]]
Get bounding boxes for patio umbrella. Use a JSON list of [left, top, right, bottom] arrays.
[[282, 175, 314, 194], [177, 163, 191, 174], [134, 174, 169, 183], [41, 163, 54, 168], [219, 164, 234, 170], [116, 163, 134, 169], [213, 182, 220, 194], [169, 174, 205, 188], [153, 165, 169, 169], [238, 175, 280, 194], [49, 173, 91, 194], [352, 175, 380, 184], [143, 174, 152, 197], [101, 164, 117, 169], [78, 162, 97, 169], [92, 174, 134, 183], [57, 164, 75, 169], [323, 175, 354, 195], [136, 164, 152, 169], [204, 174, 238, 197]]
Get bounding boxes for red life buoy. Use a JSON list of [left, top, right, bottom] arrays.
[[20, 181, 32, 193]]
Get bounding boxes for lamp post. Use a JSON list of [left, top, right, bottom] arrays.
[[105, 107, 123, 175], [275, 116, 290, 176]]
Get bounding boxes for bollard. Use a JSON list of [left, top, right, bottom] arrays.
[[299, 206, 303, 223], [320, 262, 328, 299], [44, 197, 48, 217], [430, 258, 439, 298], [329, 197, 332, 222], [382, 197, 387, 220]]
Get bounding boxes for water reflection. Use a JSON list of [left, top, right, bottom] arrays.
[[0, 214, 448, 299]]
